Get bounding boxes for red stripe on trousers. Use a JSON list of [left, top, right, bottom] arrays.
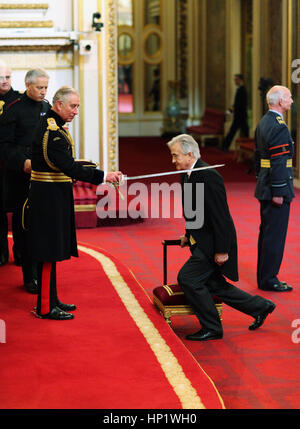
[[41, 262, 52, 315]]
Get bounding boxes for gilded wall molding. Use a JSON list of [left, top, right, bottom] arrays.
[[0, 20, 53, 28], [0, 3, 48, 9], [105, 0, 118, 171], [0, 44, 68, 51], [0, 50, 73, 68]]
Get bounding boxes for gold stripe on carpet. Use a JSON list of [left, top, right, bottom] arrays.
[[78, 244, 206, 409]]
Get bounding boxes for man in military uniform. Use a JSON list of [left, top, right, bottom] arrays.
[[0, 68, 50, 293], [254, 85, 294, 292], [0, 62, 22, 267], [29, 86, 123, 320]]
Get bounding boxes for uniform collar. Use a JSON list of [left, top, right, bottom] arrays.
[[269, 109, 283, 118], [0, 87, 13, 101], [22, 91, 42, 105], [49, 109, 65, 127]]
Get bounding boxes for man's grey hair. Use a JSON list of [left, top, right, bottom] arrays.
[[167, 134, 200, 159], [266, 85, 289, 106], [25, 68, 49, 84], [52, 86, 79, 105]]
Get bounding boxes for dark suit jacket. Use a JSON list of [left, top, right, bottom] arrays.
[[233, 85, 247, 120], [181, 158, 238, 282]]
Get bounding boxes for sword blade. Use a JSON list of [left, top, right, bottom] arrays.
[[123, 164, 225, 181]]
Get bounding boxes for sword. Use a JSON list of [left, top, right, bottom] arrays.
[[121, 164, 225, 181], [110, 164, 225, 200]]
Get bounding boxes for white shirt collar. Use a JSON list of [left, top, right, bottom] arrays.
[[269, 109, 283, 118], [187, 160, 198, 177]]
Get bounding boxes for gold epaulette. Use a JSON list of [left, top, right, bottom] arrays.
[[0, 100, 5, 116], [276, 116, 286, 125], [47, 117, 59, 131]]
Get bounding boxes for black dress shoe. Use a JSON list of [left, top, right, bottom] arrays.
[[57, 299, 77, 312], [249, 300, 276, 331], [38, 307, 74, 320], [259, 283, 292, 292], [186, 329, 223, 341], [24, 279, 38, 294]]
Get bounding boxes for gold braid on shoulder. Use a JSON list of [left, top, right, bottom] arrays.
[[42, 130, 60, 171], [60, 128, 75, 157]]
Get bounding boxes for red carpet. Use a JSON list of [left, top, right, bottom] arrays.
[[76, 139, 300, 410], [0, 240, 223, 410], [77, 186, 300, 409], [1, 139, 299, 411]]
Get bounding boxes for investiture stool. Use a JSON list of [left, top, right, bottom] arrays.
[[29, 86, 122, 320]]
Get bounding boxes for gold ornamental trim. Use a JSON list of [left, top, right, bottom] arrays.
[[105, 0, 118, 171], [78, 244, 210, 409], [0, 45, 72, 52], [260, 158, 293, 168], [0, 3, 48, 9], [42, 130, 60, 171], [31, 170, 72, 183], [75, 204, 97, 212], [162, 285, 184, 296], [0, 21, 53, 28]]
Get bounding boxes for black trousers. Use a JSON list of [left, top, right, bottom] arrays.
[[0, 170, 9, 261], [177, 246, 268, 332], [13, 202, 36, 283], [0, 211, 8, 261], [257, 200, 290, 289], [223, 116, 249, 150], [37, 262, 57, 315]]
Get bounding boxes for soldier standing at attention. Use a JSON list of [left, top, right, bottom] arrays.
[[0, 62, 22, 267], [254, 85, 294, 292], [0, 68, 50, 293], [29, 86, 123, 320]]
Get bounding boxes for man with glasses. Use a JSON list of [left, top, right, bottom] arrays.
[[0, 62, 22, 267], [29, 86, 123, 320]]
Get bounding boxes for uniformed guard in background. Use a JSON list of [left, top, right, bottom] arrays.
[[254, 85, 294, 292], [0, 68, 50, 293], [29, 86, 123, 320], [0, 62, 22, 267]]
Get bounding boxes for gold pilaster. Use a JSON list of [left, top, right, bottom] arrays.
[[78, 0, 85, 159], [104, 0, 118, 171], [97, 0, 104, 169]]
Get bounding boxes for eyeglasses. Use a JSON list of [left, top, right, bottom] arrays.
[[0, 76, 11, 81]]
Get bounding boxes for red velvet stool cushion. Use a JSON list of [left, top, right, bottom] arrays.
[[153, 283, 222, 306]]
